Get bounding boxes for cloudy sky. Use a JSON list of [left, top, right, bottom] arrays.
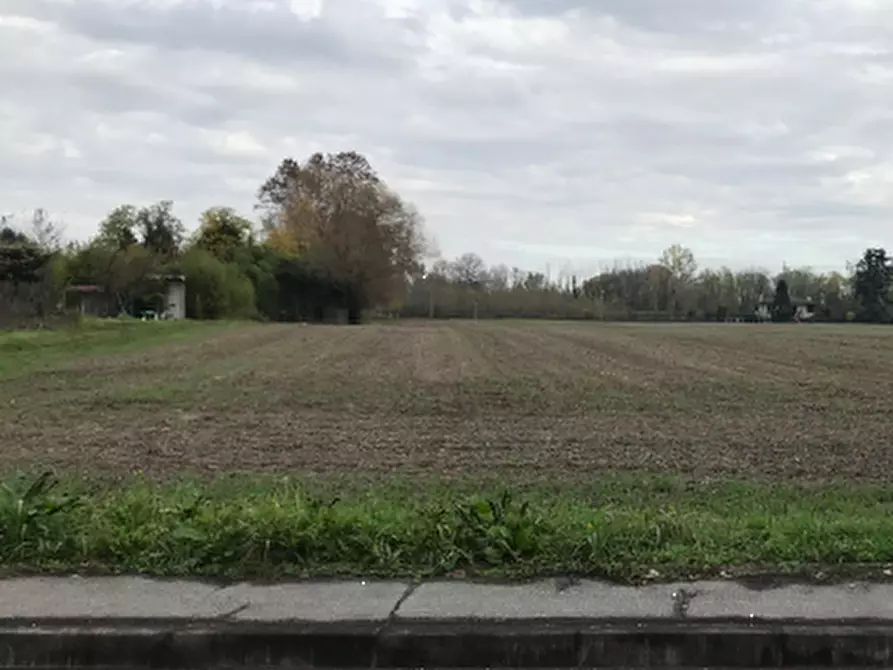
[[1, 0, 892, 275]]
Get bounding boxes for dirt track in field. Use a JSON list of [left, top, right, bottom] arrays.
[[2, 320, 892, 482]]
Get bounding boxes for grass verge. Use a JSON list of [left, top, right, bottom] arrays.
[[3, 471, 893, 582], [0, 318, 244, 378]]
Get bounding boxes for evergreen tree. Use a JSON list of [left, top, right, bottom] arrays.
[[772, 278, 793, 322], [853, 248, 891, 323]]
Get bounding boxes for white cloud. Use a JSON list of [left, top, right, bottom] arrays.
[[832, 165, 893, 206], [204, 130, 268, 158], [654, 51, 781, 74], [637, 213, 700, 229], [809, 145, 876, 163], [0, 0, 892, 272], [0, 14, 57, 32], [289, 0, 324, 21]]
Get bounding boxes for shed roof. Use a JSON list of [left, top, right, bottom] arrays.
[[66, 285, 105, 294], [146, 273, 186, 283]]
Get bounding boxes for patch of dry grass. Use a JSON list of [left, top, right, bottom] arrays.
[[2, 320, 891, 482]]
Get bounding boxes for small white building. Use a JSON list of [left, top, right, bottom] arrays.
[[164, 276, 186, 320], [146, 273, 187, 320]]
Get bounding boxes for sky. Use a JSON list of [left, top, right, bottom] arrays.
[[1, 0, 892, 277]]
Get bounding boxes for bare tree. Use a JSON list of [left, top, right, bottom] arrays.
[[450, 253, 487, 286], [29, 209, 64, 252], [0, 209, 64, 252], [660, 244, 698, 316]]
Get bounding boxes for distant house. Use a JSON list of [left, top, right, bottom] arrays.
[[65, 285, 113, 317], [755, 299, 816, 322], [65, 274, 187, 320]]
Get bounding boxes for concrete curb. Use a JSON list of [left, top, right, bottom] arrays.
[[5, 619, 893, 668], [6, 577, 893, 667]]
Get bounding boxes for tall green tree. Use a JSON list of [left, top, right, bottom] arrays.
[[137, 200, 184, 257], [194, 207, 253, 263], [0, 222, 65, 321], [0, 225, 30, 246], [0, 226, 46, 283], [97, 202, 184, 256], [771, 278, 793, 322], [97, 205, 139, 251], [853, 248, 891, 323]]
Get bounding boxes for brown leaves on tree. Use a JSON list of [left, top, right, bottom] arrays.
[[258, 152, 426, 316]]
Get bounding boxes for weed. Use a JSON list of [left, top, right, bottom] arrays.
[[2, 473, 893, 581], [0, 471, 82, 561]]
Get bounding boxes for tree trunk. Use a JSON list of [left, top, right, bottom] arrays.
[[346, 290, 363, 324], [428, 286, 435, 319]]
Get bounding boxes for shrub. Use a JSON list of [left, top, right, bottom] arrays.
[[181, 248, 256, 319]]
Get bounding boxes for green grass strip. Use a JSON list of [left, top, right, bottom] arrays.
[[0, 318, 244, 378], [3, 472, 893, 582]]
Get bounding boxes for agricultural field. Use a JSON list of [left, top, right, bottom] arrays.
[[1, 319, 891, 483]]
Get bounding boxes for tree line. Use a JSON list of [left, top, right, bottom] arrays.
[[1, 150, 892, 326], [0, 152, 424, 326], [409, 244, 892, 323]]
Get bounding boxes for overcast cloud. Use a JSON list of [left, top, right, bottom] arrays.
[[2, 0, 892, 275]]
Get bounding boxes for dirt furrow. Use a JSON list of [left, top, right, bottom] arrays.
[[2, 320, 892, 483]]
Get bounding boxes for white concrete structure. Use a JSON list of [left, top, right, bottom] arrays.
[[165, 279, 186, 320]]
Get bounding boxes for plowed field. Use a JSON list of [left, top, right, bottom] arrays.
[[2, 320, 891, 481]]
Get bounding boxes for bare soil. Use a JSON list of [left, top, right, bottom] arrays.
[[2, 320, 892, 482]]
